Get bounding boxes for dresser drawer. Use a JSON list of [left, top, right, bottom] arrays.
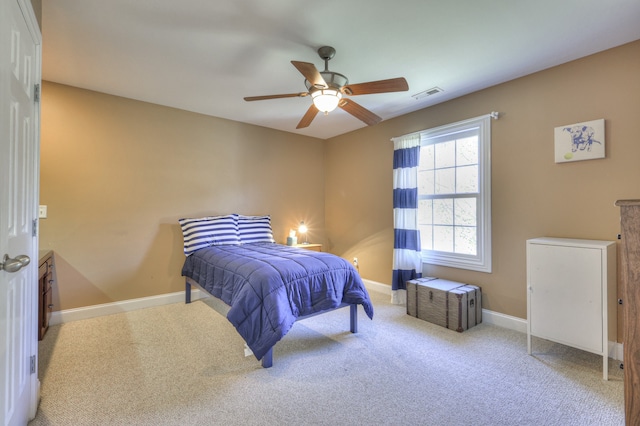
[[39, 255, 53, 274], [38, 251, 55, 340]]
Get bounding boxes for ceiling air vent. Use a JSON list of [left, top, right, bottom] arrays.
[[412, 87, 443, 100]]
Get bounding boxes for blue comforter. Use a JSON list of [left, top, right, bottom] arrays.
[[181, 243, 374, 360]]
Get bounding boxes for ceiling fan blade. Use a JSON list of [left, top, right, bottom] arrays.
[[291, 61, 327, 89], [296, 104, 319, 129], [342, 77, 409, 96], [244, 92, 308, 101], [338, 99, 382, 126]]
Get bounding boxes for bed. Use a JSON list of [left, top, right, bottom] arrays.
[[179, 214, 374, 368]]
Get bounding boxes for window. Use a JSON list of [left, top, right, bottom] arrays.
[[417, 115, 492, 272]]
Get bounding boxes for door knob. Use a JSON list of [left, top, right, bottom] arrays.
[[1, 254, 31, 273]]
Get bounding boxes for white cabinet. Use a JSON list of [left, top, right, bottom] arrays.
[[526, 237, 616, 380]]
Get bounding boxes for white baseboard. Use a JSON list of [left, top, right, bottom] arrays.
[[362, 278, 392, 295], [49, 288, 204, 326], [362, 278, 623, 361], [51, 282, 391, 325], [363, 278, 528, 333], [481, 309, 527, 333], [49, 279, 625, 362], [610, 342, 624, 362]]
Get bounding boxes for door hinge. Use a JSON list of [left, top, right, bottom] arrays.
[[32, 219, 38, 237], [30, 355, 36, 374], [34, 83, 40, 102]]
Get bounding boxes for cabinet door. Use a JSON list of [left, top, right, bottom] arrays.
[[529, 243, 603, 353]]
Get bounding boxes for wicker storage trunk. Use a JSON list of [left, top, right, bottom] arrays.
[[407, 278, 482, 332]]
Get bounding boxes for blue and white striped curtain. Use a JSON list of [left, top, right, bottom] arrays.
[[391, 134, 422, 305]]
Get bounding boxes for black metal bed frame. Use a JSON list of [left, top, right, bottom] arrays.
[[185, 277, 358, 368]]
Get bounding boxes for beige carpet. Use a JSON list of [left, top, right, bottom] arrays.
[[30, 289, 624, 425]]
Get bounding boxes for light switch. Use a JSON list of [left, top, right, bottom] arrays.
[[39, 205, 47, 219]]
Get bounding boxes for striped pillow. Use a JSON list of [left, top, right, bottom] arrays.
[[179, 214, 239, 255], [238, 215, 275, 244]]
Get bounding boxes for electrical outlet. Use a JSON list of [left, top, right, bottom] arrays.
[[353, 257, 358, 265], [38, 205, 47, 219]]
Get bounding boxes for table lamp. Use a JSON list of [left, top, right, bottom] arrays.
[[298, 221, 308, 244]]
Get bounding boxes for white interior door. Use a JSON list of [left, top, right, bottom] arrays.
[[0, 0, 41, 424]]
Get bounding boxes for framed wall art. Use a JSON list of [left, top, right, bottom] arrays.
[[554, 119, 605, 163]]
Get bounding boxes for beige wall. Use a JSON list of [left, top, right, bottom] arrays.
[[41, 40, 640, 342], [326, 40, 640, 341], [40, 82, 325, 310]]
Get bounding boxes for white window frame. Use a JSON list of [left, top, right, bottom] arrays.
[[418, 114, 492, 273]]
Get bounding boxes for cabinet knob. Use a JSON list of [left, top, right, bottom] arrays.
[[48, 304, 54, 309]]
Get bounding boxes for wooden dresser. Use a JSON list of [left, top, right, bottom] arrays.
[[38, 250, 55, 340], [615, 199, 640, 424]]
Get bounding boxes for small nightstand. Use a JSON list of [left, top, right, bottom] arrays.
[[294, 243, 322, 252]]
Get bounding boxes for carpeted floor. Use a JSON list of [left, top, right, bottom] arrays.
[[30, 289, 624, 425]]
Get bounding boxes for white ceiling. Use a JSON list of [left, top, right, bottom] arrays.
[[42, 0, 640, 140]]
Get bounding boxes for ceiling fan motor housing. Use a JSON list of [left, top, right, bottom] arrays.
[[305, 71, 348, 92], [303, 46, 350, 92]]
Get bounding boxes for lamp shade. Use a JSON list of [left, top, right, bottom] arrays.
[[311, 89, 342, 113]]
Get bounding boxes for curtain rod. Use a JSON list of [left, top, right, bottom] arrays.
[[391, 111, 501, 141]]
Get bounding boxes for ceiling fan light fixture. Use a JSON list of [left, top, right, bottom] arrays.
[[311, 88, 342, 113]]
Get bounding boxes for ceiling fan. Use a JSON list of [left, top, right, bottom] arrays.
[[243, 46, 409, 129]]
